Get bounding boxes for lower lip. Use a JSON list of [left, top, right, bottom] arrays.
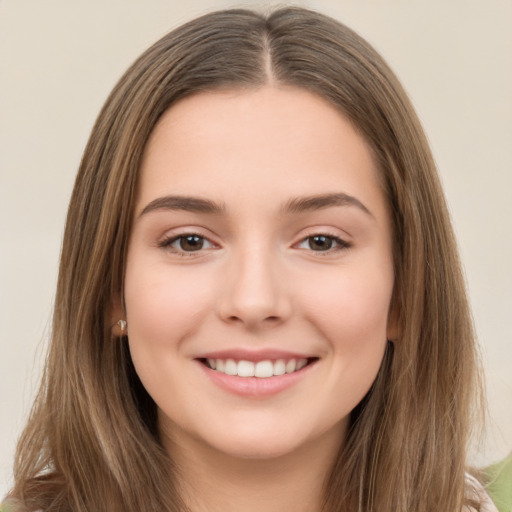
[[196, 360, 316, 398]]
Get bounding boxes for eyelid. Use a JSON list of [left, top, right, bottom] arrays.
[[293, 229, 352, 254], [156, 227, 351, 256], [158, 229, 220, 256]]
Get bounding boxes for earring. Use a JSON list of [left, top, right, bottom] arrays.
[[117, 319, 127, 332]]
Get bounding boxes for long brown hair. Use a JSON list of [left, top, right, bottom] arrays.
[[9, 7, 482, 512]]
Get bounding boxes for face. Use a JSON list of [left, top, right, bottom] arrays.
[[120, 86, 396, 462]]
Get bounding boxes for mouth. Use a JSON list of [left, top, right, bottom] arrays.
[[195, 352, 319, 397], [198, 357, 318, 378]]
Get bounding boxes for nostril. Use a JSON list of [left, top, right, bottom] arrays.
[[224, 314, 282, 325]]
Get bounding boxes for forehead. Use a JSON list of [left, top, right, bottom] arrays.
[[137, 86, 387, 221], [144, 86, 371, 163]]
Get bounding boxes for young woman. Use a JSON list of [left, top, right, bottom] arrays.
[[3, 7, 498, 512]]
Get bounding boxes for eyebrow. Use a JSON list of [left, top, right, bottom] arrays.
[[281, 192, 374, 217], [138, 195, 226, 217], [138, 192, 373, 219]]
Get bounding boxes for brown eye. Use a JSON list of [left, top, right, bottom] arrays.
[[178, 235, 205, 251], [160, 233, 215, 254], [308, 235, 334, 251], [296, 234, 350, 253]]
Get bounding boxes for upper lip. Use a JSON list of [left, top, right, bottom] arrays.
[[195, 349, 317, 362]]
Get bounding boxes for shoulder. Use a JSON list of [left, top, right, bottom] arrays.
[[0, 500, 18, 512], [483, 453, 512, 512], [0, 498, 17, 512], [465, 473, 499, 512], [0, 498, 35, 512]]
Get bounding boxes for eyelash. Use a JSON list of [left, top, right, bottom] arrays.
[[296, 234, 351, 254], [158, 232, 351, 256], [158, 233, 216, 256]]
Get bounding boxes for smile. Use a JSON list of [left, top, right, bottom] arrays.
[[196, 353, 319, 397], [204, 358, 310, 378]]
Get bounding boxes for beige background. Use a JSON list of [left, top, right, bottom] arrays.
[[1, 0, 511, 497]]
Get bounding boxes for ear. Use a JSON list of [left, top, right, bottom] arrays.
[[110, 294, 127, 337]]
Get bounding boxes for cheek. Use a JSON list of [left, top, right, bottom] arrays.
[[122, 262, 217, 413], [317, 266, 392, 404], [123, 261, 215, 354], [301, 263, 394, 351]]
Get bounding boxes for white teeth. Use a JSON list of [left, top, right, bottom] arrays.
[[296, 359, 307, 370], [224, 359, 237, 376], [285, 359, 297, 373], [255, 360, 274, 378], [237, 360, 255, 377], [207, 357, 310, 378], [273, 359, 286, 376]]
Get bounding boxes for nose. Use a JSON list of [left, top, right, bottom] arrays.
[[216, 244, 292, 330]]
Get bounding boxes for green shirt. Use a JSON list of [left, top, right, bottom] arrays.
[[485, 453, 512, 512]]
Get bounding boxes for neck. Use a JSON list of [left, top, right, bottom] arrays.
[[163, 426, 344, 512]]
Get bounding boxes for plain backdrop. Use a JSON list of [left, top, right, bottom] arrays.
[[1, 0, 511, 498]]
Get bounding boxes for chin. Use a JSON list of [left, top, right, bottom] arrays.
[[191, 415, 343, 463], [206, 434, 307, 461]]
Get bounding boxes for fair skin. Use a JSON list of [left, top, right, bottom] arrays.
[[117, 86, 396, 512]]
